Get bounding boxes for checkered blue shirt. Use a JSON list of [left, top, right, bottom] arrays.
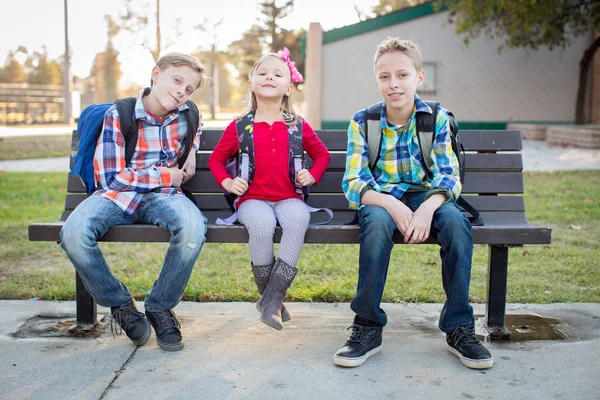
[[342, 95, 461, 210]]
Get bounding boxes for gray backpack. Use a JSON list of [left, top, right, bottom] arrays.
[[363, 101, 482, 226]]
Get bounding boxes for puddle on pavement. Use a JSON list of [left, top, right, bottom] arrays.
[[476, 314, 568, 342]]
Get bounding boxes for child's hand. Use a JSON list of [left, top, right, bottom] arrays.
[[404, 194, 444, 243], [385, 198, 413, 236], [181, 150, 196, 183], [168, 166, 185, 188], [222, 177, 249, 196], [296, 169, 316, 187], [404, 206, 434, 243]]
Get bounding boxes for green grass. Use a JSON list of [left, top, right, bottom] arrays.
[[0, 135, 73, 160], [0, 170, 598, 303]]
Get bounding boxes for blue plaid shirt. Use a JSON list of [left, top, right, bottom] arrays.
[[342, 95, 461, 210]]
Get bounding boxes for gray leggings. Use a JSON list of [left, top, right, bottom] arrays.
[[237, 198, 310, 267]]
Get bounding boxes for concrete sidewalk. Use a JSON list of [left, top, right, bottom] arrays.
[[1, 301, 599, 400]]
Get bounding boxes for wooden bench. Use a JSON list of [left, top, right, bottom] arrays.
[[28, 128, 552, 339]]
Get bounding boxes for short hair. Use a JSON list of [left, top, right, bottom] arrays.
[[373, 37, 423, 72], [152, 52, 207, 89]]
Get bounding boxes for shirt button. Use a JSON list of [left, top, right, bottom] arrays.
[[403, 150, 407, 154], [272, 138, 275, 142], [272, 149, 276, 152], [269, 126, 273, 130]]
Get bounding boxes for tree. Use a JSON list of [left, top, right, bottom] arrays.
[[90, 19, 122, 103], [195, 18, 224, 119], [260, 0, 294, 50], [228, 0, 304, 89], [106, 0, 163, 62], [0, 47, 27, 83], [190, 50, 232, 111], [372, 0, 429, 15], [90, 42, 122, 103], [440, 0, 600, 124], [229, 24, 267, 84], [25, 47, 62, 85]]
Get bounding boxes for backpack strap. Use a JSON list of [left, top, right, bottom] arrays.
[[178, 100, 200, 206], [364, 102, 383, 170], [236, 114, 255, 183], [417, 101, 483, 226], [178, 100, 199, 168], [416, 100, 438, 180], [285, 117, 333, 225], [114, 97, 138, 167], [286, 116, 306, 200], [215, 114, 255, 225]]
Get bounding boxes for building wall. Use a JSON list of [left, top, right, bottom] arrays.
[[321, 11, 593, 126]]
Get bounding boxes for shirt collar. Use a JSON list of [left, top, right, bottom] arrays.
[[379, 94, 432, 131]]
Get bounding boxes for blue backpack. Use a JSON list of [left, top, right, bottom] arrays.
[[71, 97, 199, 195]]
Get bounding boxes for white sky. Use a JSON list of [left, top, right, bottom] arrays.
[[2, 0, 379, 85]]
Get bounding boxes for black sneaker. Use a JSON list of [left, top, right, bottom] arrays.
[[446, 325, 494, 369], [333, 322, 383, 367], [145, 309, 184, 351], [110, 300, 151, 346]]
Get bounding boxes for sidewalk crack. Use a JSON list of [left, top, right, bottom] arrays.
[[98, 347, 138, 399]]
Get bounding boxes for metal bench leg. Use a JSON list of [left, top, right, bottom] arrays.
[[484, 245, 511, 340], [68, 272, 99, 334]]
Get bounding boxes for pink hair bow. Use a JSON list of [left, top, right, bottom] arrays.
[[276, 47, 304, 83]]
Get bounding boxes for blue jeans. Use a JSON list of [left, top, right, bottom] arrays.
[[350, 191, 474, 333], [60, 193, 207, 312]]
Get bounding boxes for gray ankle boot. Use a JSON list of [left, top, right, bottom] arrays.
[[251, 260, 291, 322], [257, 258, 297, 330]]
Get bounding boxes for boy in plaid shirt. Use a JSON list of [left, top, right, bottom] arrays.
[[333, 38, 493, 370], [61, 53, 206, 352]]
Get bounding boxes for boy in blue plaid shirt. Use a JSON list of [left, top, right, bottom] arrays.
[[333, 38, 493, 369]]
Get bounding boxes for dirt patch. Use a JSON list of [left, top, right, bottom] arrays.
[[11, 314, 105, 339]]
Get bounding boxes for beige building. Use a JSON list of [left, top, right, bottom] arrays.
[[305, 3, 599, 129]]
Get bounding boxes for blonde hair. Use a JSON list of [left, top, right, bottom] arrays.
[[237, 53, 299, 125], [373, 37, 423, 72], [151, 52, 207, 89]]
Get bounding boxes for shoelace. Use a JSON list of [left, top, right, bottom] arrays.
[[111, 306, 145, 338], [346, 324, 376, 345], [451, 326, 479, 345], [156, 310, 181, 334]]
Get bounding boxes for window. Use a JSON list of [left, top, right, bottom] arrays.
[[419, 62, 437, 95]]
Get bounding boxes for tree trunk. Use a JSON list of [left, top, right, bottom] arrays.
[[153, 0, 161, 62], [575, 35, 600, 124], [209, 44, 217, 120]]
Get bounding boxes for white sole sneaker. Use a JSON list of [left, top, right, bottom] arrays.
[[447, 344, 494, 369], [333, 345, 382, 368]]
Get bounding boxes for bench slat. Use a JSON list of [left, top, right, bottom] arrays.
[[459, 130, 523, 151], [70, 151, 523, 174], [66, 171, 525, 195], [198, 129, 524, 153], [63, 193, 526, 214], [72, 130, 525, 154]]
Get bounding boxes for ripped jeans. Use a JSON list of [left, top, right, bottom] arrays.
[[60, 192, 207, 312]]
